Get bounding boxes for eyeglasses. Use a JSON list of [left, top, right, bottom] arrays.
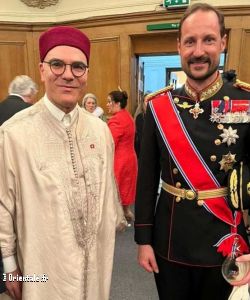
[[43, 59, 88, 78]]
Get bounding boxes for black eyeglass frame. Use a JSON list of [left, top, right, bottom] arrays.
[[43, 59, 89, 78]]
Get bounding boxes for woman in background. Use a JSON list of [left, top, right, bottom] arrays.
[[107, 90, 137, 222], [82, 93, 105, 120]]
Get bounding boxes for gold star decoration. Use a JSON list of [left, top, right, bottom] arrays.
[[219, 152, 236, 172]]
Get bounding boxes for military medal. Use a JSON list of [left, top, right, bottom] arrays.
[[189, 102, 204, 119], [219, 126, 239, 146], [177, 102, 193, 109], [222, 158, 250, 284], [219, 152, 236, 172], [210, 100, 250, 123], [229, 169, 239, 209]]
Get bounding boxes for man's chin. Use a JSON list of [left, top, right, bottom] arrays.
[[61, 96, 79, 105], [188, 71, 215, 82], [187, 64, 219, 82], [58, 98, 78, 112]]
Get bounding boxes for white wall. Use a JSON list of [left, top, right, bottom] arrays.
[[0, 0, 249, 23]]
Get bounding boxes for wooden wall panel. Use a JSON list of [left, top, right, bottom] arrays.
[[131, 32, 178, 55], [0, 41, 28, 101], [239, 30, 250, 82], [86, 37, 120, 113], [226, 28, 243, 74], [0, 29, 41, 102]]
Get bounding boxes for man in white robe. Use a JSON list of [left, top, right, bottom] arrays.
[[0, 26, 124, 300]]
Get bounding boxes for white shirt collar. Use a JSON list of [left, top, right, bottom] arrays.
[[43, 94, 78, 126]]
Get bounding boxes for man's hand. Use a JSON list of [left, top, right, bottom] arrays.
[[231, 254, 250, 286], [138, 244, 159, 273], [5, 268, 22, 300]]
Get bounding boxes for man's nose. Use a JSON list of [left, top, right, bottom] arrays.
[[62, 64, 74, 79], [193, 41, 205, 57]]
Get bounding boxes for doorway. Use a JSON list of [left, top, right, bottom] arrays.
[[131, 32, 178, 113]]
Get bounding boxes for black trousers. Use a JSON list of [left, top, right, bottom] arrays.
[[154, 254, 232, 300]]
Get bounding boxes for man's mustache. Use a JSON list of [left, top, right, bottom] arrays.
[[188, 57, 211, 64]]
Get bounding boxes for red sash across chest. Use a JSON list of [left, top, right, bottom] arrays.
[[149, 91, 249, 256]]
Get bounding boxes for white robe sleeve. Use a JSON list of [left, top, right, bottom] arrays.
[[0, 129, 17, 259]]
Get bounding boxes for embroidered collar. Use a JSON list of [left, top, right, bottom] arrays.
[[185, 72, 223, 102]]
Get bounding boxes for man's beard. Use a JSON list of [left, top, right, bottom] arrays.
[[184, 56, 219, 81]]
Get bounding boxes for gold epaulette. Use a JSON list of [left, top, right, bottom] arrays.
[[234, 79, 250, 92], [145, 85, 173, 102]]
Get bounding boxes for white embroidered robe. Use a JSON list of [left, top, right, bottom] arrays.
[[0, 100, 123, 300]]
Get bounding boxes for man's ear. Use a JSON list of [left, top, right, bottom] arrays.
[[39, 62, 45, 82], [221, 34, 227, 53], [177, 38, 181, 55]]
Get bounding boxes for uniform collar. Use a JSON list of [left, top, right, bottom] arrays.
[[184, 72, 223, 102]]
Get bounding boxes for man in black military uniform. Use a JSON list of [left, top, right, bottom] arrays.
[[135, 3, 250, 300]]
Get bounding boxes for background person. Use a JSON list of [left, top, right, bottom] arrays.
[[134, 93, 149, 159], [82, 92, 105, 120], [135, 3, 250, 300], [0, 75, 37, 125], [0, 250, 5, 294], [0, 26, 124, 300], [107, 90, 137, 223]]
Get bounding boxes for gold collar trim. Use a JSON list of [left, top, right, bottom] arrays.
[[185, 73, 223, 102]]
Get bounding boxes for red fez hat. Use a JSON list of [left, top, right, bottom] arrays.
[[39, 26, 90, 63]]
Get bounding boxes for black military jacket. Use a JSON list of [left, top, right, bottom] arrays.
[[0, 249, 5, 293], [135, 75, 250, 267]]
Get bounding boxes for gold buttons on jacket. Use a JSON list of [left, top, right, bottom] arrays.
[[224, 96, 230, 101], [174, 97, 179, 104], [175, 196, 181, 202], [210, 155, 217, 162], [185, 190, 196, 200], [214, 139, 221, 146], [247, 182, 250, 196], [217, 124, 224, 130], [173, 168, 178, 175], [176, 182, 181, 188], [197, 200, 204, 206]]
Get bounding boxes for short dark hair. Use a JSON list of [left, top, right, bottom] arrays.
[[178, 3, 225, 40], [109, 90, 128, 109]]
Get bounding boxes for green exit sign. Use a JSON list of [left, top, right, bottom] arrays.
[[164, 0, 190, 8], [147, 23, 179, 31]]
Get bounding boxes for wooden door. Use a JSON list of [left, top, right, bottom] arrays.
[[130, 32, 179, 114]]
